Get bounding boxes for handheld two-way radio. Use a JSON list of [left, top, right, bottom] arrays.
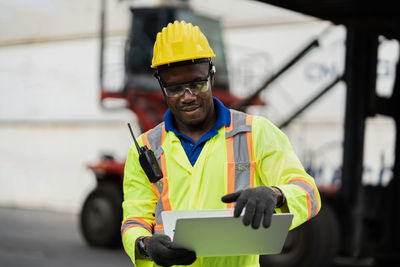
[[127, 123, 163, 183]]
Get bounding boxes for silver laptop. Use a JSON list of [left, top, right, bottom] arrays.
[[161, 209, 293, 257]]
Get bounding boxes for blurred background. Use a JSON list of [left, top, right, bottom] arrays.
[[0, 0, 399, 266]]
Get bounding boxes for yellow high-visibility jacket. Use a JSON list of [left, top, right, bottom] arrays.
[[122, 109, 321, 267]]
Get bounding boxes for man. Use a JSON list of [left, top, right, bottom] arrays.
[[121, 20, 321, 267]]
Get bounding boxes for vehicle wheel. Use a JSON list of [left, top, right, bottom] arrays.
[[80, 182, 123, 248], [260, 203, 339, 267]]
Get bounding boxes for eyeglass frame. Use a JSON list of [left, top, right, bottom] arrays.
[[161, 75, 211, 98], [154, 59, 216, 98]]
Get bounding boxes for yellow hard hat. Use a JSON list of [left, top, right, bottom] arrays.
[[151, 20, 215, 68]]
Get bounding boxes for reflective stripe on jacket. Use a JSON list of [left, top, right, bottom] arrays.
[[121, 109, 321, 267]]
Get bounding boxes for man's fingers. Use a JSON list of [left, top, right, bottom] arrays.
[[157, 234, 172, 244], [164, 247, 194, 260], [169, 242, 194, 251], [146, 234, 197, 266], [222, 187, 278, 228], [251, 203, 264, 229], [233, 193, 249, 217], [262, 205, 274, 228], [170, 249, 197, 265], [242, 198, 256, 225], [148, 235, 173, 258], [166, 243, 197, 264], [221, 191, 242, 203], [222, 191, 246, 218]]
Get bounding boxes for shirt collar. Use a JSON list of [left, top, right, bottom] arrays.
[[164, 97, 231, 134]]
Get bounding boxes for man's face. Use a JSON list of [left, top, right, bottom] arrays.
[[158, 62, 214, 128]]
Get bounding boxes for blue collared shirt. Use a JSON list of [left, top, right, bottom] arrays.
[[163, 97, 231, 166]]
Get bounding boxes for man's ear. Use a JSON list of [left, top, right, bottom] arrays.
[[211, 73, 215, 87]]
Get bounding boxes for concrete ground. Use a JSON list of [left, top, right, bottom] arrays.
[[0, 207, 132, 267]]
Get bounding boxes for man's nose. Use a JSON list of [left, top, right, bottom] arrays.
[[181, 88, 196, 100]]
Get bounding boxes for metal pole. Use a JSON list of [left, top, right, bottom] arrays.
[[339, 28, 378, 257], [375, 57, 400, 265]]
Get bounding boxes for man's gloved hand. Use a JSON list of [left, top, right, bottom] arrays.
[[221, 186, 277, 229], [145, 234, 196, 266]]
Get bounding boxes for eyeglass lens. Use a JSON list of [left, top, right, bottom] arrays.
[[165, 80, 209, 98]]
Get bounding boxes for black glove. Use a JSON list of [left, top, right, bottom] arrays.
[[221, 186, 277, 229], [145, 234, 196, 266]]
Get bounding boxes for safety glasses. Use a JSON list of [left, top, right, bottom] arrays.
[[160, 76, 210, 98]]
